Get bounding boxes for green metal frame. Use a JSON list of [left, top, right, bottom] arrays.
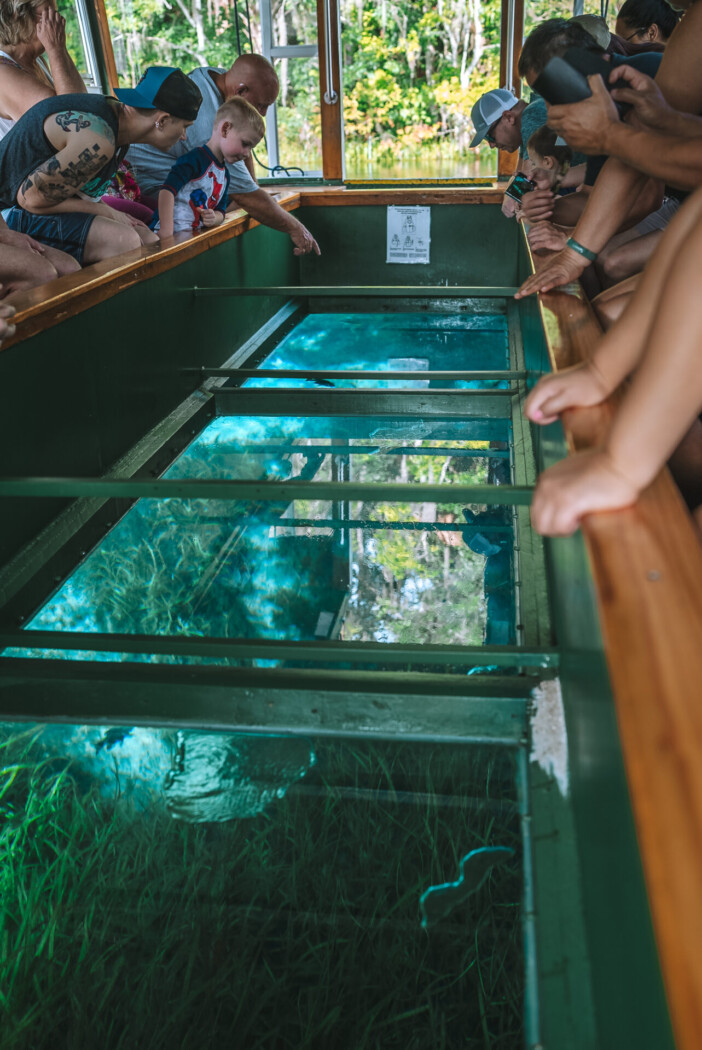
[[0, 478, 533, 504], [192, 284, 520, 298], [0, 631, 558, 668]]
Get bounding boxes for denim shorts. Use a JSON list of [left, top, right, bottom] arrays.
[[5, 207, 95, 264]]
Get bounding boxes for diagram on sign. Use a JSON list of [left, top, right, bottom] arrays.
[[386, 205, 431, 264]]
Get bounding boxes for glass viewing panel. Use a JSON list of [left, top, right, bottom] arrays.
[[9, 414, 516, 666], [7, 301, 519, 668], [251, 311, 510, 388], [0, 722, 524, 1047]]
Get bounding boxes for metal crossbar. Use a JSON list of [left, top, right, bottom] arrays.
[[1, 631, 559, 667], [0, 479, 533, 504], [192, 285, 519, 298], [187, 368, 527, 381]]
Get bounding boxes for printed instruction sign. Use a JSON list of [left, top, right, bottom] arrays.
[[386, 205, 431, 264]]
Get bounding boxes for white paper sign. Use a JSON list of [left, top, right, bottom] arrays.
[[386, 205, 430, 264]]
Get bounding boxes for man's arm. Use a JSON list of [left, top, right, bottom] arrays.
[[17, 111, 115, 214], [228, 188, 320, 255], [157, 190, 175, 239]]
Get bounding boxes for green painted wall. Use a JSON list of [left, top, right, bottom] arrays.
[[297, 204, 519, 287], [0, 225, 297, 567]]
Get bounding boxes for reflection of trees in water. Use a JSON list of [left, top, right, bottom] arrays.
[[343, 444, 489, 646]]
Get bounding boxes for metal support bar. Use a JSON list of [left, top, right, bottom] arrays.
[[0, 660, 530, 741], [192, 286, 519, 298], [180, 444, 511, 459], [214, 388, 514, 418], [0, 478, 533, 505], [1, 631, 559, 668], [171, 517, 515, 533], [187, 368, 527, 381]]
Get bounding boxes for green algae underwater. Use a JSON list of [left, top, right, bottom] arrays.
[[0, 728, 523, 1050]]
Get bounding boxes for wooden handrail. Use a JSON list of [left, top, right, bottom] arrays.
[[1, 185, 504, 351], [528, 233, 702, 1050]]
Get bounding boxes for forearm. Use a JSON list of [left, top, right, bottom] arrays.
[[157, 190, 174, 239], [601, 123, 702, 193], [590, 187, 702, 390], [45, 49, 86, 94], [606, 226, 702, 489], [17, 194, 111, 217], [571, 157, 647, 255], [229, 189, 299, 234]]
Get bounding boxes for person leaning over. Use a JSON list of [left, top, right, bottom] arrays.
[[127, 53, 320, 257], [0, 66, 201, 266], [153, 97, 264, 239], [515, 0, 702, 299]]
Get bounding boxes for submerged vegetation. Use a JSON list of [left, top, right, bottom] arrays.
[[0, 728, 524, 1049]]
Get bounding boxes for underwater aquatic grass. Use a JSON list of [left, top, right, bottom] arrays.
[[0, 731, 522, 1049]]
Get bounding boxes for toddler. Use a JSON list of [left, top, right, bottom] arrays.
[[524, 126, 579, 193], [154, 97, 265, 239]]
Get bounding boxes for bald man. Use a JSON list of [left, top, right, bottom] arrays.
[[127, 54, 319, 255]]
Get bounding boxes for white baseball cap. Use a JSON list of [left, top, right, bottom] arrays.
[[470, 88, 519, 148]]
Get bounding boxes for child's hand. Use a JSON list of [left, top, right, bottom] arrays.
[[524, 363, 610, 425], [530, 448, 640, 536], [198, 208, 224, 228]]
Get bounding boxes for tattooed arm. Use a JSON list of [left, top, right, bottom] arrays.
[[17, 109, 116, 214]]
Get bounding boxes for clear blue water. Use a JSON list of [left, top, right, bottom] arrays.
[[249, 311, 510, 389], [9, 311, 516, 666], [0, 310, 525, 1047]]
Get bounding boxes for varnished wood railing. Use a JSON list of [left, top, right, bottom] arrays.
[[528, 232, 702, 1050]]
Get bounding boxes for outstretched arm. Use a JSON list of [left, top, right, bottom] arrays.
[[529, 199, 702, 535], [525, 186, 702, 423], [228, 188, 321, 255]]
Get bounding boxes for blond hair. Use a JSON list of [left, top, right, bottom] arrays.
[[214, 96, 265, 141], [0, 0, 45, 46]]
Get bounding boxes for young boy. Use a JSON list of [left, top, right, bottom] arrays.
[[153, 96, 264, 239]]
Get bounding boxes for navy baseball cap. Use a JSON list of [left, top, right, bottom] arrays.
[[115, 67, 202, 121]]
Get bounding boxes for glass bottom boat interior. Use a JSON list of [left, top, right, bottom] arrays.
[[0, 204, 676, 1050]]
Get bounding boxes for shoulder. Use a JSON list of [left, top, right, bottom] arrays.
[[613, 52, 663, 75]]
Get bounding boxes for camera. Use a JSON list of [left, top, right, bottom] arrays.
[[533, 48, 629, 116], [505, 171, 537, 203]]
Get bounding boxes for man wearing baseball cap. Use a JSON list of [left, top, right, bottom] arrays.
[[470, 87, 547, 156], [128, 53, 320, 257], [0, 66, 202, 266]]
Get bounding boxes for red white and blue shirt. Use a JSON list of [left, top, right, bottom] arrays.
[[152, 145, 230, 233]]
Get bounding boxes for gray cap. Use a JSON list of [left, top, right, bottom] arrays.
[[470, 88, 519, 148]]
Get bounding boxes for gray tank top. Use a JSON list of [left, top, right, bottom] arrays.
[[0, 93, 122, 208]]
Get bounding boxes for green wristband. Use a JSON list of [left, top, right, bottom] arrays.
[[566, 237, 597, 262]]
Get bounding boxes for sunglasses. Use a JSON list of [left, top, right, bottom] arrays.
[[486, 118, 501, 145]]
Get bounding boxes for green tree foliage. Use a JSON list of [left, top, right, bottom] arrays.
[[100, 0, 506, 172]]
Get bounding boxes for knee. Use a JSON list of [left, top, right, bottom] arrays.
[[600, 249, 630, 284], [593, 293, 629, 330], [12, 255, 59, 291], [138, 227, 159, 246], [112, 226, 143, 254]]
